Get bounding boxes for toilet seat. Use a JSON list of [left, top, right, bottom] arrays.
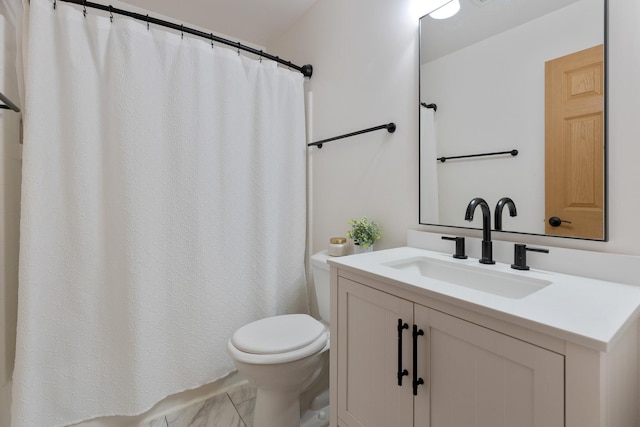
[[228, 314, 329, 365], [232, 314, 325, 354]]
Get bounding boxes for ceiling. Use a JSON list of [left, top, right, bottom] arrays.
[[420, 0, 582, 62], [121, 0, 318, 47]]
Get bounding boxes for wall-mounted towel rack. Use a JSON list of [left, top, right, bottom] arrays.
[[421, 102, 437, 111], [0, 91, 20, 112], [437, 149, 518, 163], [308, 122, 396, 149]]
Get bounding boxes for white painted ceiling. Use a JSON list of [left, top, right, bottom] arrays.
[[420, 0, 583, 62], [121, 0, 317, 47]]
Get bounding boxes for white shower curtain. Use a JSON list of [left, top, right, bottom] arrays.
[[12, 1, 308, 426], [420, 108, 440, 222]]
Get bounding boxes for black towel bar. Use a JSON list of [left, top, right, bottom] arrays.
[[308, 122, 396, 149], [437, 149, 518, 163]]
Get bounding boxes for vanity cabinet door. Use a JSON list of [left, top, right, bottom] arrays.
[[414, 306, 565, 427], [337, 277, 414, 427]]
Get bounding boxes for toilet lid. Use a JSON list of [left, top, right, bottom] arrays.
[[231, 314, 326, 355]]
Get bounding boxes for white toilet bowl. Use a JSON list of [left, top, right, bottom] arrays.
[[227, 314, 329, 427], [227, 252, 332, 427]]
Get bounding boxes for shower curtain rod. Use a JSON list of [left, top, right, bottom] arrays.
[[55, 0, 314, 78], [421, 102, 437, 111]]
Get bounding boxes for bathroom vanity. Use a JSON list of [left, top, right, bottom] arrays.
[[328, 245, 640, 427]]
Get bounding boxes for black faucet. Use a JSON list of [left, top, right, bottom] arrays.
[[464, 197, 495, 264], [494, 197, 517, 231]]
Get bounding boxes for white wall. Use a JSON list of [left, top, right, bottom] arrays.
[[1, 0, 639, 423], [269, 0, 420, 254], [0, 11, 21, 426], [421, 0, 603, 234], [270, 0, 640, 256]]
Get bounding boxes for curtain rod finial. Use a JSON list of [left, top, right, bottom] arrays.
[[301, 64, 313, 78]]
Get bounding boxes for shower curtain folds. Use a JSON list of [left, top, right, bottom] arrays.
[[12, 1, 308, 425]]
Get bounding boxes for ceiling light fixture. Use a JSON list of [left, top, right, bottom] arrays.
[[429, 0, 461, 19]]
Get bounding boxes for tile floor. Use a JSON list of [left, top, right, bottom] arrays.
[[141, 382, 257, 427]]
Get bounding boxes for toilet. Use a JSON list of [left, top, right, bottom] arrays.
[[227, 251, 331, 427]]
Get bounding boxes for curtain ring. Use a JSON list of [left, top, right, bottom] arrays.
[[237, 42, 241, 56], [109, 5, 113, 23], [82, 0, 87, 17], [210, 33, 214, 49], [259, 50, 263, 63], [146, 14, 149, 31], [181, 24, 184, 39], [53, 0, 56, 10]]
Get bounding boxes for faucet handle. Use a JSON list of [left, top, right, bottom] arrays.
[[441, 236, 467, 259], [511, 244, 549, 270]]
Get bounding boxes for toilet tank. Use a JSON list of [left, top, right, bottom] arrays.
[[310, 251, 331, 322]]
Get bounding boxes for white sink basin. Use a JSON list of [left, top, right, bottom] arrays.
[[384, 256, 552, 299]]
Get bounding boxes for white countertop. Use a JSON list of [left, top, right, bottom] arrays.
[[328, 246, 640, 352]]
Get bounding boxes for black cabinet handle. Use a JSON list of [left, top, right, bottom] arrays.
[[397, 319, 409, 386], [412, 325, 425, 395]]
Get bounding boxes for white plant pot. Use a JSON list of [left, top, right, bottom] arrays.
[[353, 244, 373, 254]]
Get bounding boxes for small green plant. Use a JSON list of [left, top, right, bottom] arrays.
[[346, 216, 381, 248]]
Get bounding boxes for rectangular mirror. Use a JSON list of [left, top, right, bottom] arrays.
[[419, 0, 607, 240]]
